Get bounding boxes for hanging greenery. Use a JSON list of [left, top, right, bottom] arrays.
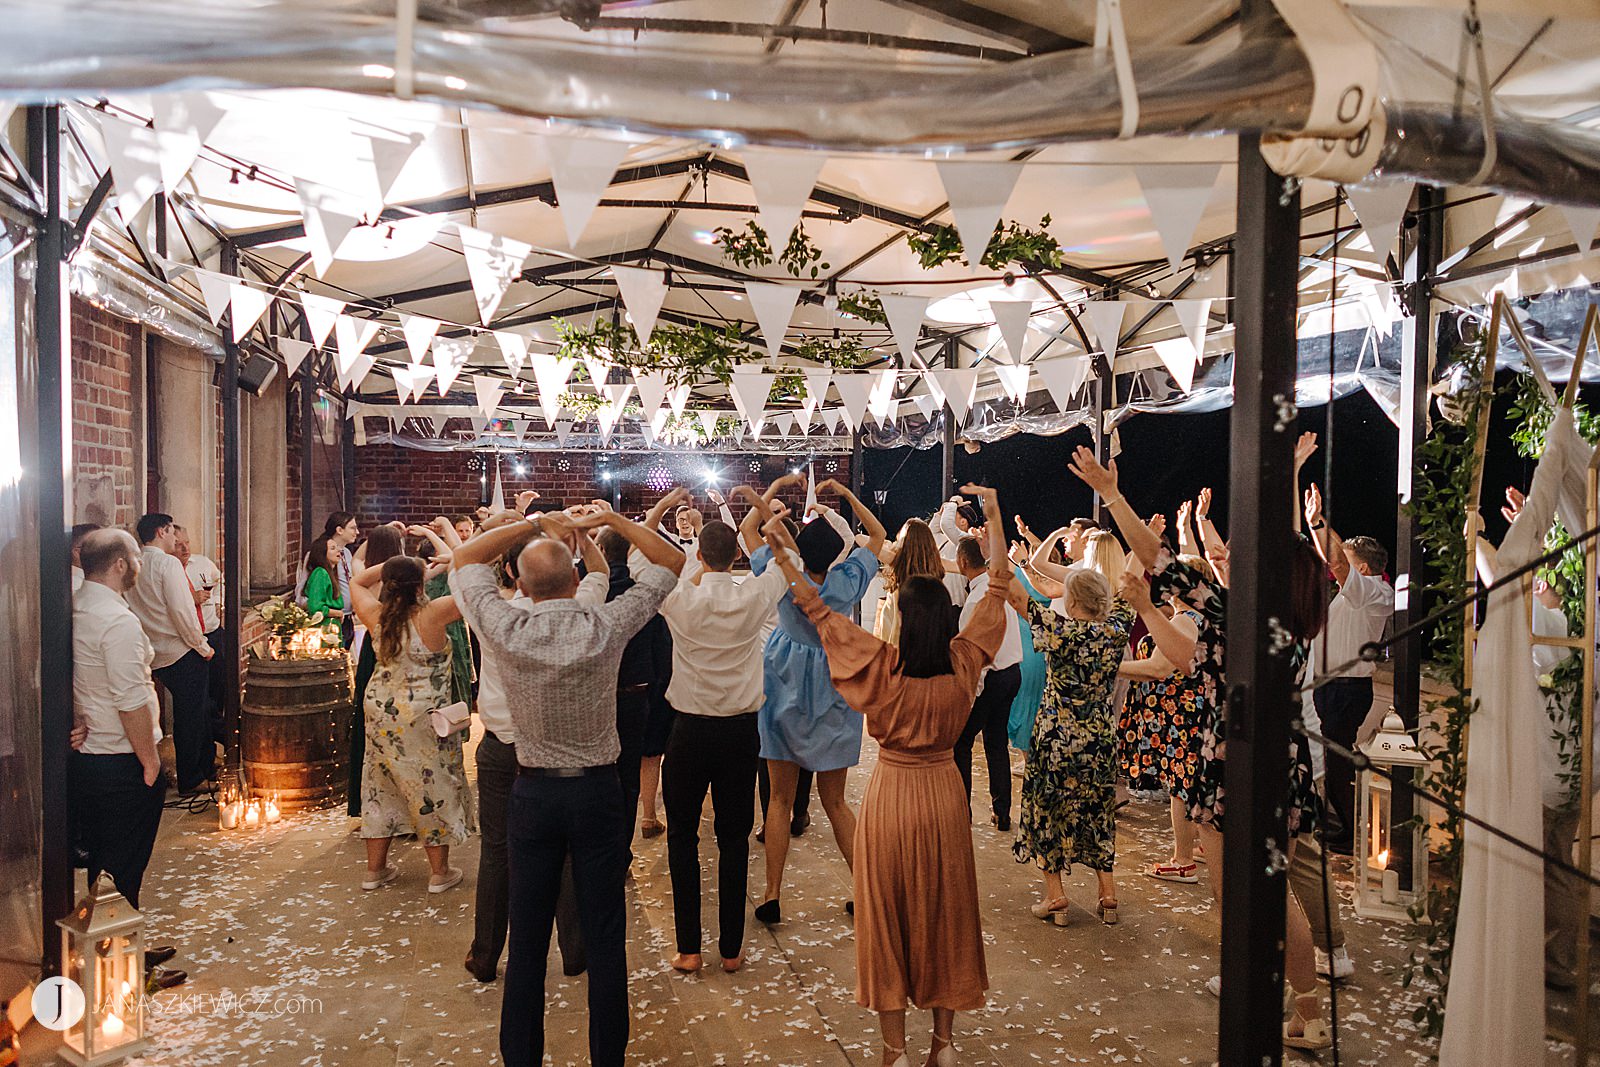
[[1399, 334, 1489, 1040], [554, 392, 739, 443], [906, 214, 1065, 271], [712, 220, 832, 278], [554, 317, 754, 388], [836, 292, 887, 325]]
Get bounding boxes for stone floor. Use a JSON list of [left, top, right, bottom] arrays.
[[18, 719, 1575, 1066]]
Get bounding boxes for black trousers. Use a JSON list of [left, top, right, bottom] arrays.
[[1313, 676, 1374, 848], [615, 688, 649, 850], [662, 712, 761, 958], [202, 626, 228, 742], [153, 649, 215, 793], [348, 638, 376, 817], [70, 752, 166, 908], [955, 664, 1021, 819], [470, 731, 584, 977], [502, 769, 630, 1067]]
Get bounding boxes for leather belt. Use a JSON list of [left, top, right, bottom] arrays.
[[517, 765, 612, 779]]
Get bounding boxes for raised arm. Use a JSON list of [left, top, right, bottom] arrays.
[[409, 523, 452, 559], [763, 471, 807, 509], [817, 478, 886, 557], [1292, 431, 1317, 535], [1028, 529, 1071, 582], [1014, 515, 1042, 551], [1067, 445, 1160, 568], [1176, 499, 1197, 557], [574, 510, 686, 575], [1194, 486, 1225, 558], [350, 559, 385, 630], [1303, 483, 1350, 584], [430, 515, 464, 550], [643, 486, 691, 533], [959, 482, 1007, 581], [731, 484, 773, 554], [451, 515, 542, 570], [1118, 571, 1198, 672]]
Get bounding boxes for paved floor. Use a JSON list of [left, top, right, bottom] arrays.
[[18, 721, 1567, 1066]]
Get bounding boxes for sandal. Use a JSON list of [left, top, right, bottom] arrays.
[[1146, 861, 1199, 884], [1096, 898, 1119, 926], [931, 1029, 957, 1066], [1029, 897, 1071, 927], [640, 819, 665, 839], [883, 1042, 909, 1067], [1282, 991, 1333, 1050]]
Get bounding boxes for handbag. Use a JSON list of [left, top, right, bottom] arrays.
[[428, 700, 472, 739]]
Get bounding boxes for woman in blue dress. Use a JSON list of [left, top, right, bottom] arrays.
[[746, 476, 886, 926]]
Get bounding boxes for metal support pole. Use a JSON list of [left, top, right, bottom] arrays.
[[342, 415, 358, 513], [219, 242, 244, 754], [1218, 131, 1301, 1067], [940, 337, 958, 502], [1090, 366, 1115, 522], [28, 103, 74, 975], [299, 323, 315, 551], [1391, 184, 1441, 888]]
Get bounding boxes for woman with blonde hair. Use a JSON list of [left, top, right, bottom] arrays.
[[1080, 530, 1126, 586], [874, 519, 947, 643]]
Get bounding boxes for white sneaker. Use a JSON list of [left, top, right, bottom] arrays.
[[1315, 946, 1354, 980]]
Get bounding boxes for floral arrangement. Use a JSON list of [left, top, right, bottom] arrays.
[[257, 596, 324, 636]]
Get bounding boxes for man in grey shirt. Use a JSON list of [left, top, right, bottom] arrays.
[[450, 508, 684, 1067]]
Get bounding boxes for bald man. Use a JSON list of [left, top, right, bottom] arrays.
[[450, 508, 684, 1067]]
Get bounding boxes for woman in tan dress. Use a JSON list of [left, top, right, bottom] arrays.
[[762, 484, 1011, 1067]]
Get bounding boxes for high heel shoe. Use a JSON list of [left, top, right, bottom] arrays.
[[1096, 898, 1119, 926], [931, 1030, 957, 1066], [882, 1041, 909, 1067], [1282, 990, 1333, 1050], [1028, 897, 1071, 927]]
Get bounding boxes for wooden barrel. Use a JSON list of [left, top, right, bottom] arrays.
[[242, 654, 354, 811]]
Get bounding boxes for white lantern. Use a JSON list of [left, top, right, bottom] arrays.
[[57, 874, 149, 1066], [1352, 708, 1430, 921]]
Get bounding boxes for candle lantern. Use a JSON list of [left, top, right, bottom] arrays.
[[57, 874, 149, 1066], [1352, 708, 1430, 921]]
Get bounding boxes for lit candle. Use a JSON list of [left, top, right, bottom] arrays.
[[218, 801, 238, 830], [1381, 868, 1401, 905], [102, 1011, 125, 1040], [265, 795, 281, 824], [243, 801, 260, 827]]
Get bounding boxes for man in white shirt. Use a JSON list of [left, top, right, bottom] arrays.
[[175, 524, 226, 744], [1304, 486, 1395, 853], [126, 512, 217, 796], [70, 528, 187, 986], [656, 497, 789, 974], [952, 537, 1024, 830]]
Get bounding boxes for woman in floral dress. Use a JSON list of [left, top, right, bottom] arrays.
[[349, 555, 476, 894], [1013, 568, 1135, 925]]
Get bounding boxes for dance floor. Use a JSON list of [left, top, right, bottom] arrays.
[[25, 715, 1580, 1066]]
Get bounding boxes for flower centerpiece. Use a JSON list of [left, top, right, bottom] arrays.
[[255, 596, 341, 660]]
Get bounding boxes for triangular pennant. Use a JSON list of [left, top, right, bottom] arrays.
[[333, 315, 380, 375], [596, 397, 624, 439], [910, 393, 935, 421], [389, 363, 418, 403], [743, 281, 801, 359], [990, 299, 1034, 363], [729, 370, 775, 433], [1134, 163, 1222, 275], [458, 225, 532, 325], [295, 179, 365, 276], [150, 93, 225, 191], [668, 384, 691, 417], [697, 410, 721, 440], [639, 417, 658, 448], [1153, 337, 1200, 393], [554, 419, 574, 446], [299, 293, 343, 349], [878, 294, 929, 365], [473, 374, 506, 419], [405, 363, 437, 403], [994, 363, 1031, 403], [867, 368, 898, 420], [632, 369, 670, 424], [338, 354, 376, 393], [494, 330, 529, 374], [531, 352, 574, 427], [98, 117, 165, 224], [612, 266, 670, 346], [513, 419, 529, 444], [934, 161, 1023, 268], [1559, 204, 1600, 253], [796, 405, 816, 433], [277, 337, 312, 378], [193, 270, 235, 326], [802, 368, 833, 413], [228, 284, 269, 342], [601, 382, 634, 410], [931, 367, 980, 422], [739, 149, 827, 252], [1171, 299, 1212, 376], [582, 356, 612, 394], [821, 407, 842, 434], [429, 415, 448, 438], [491, 462, 505, 512], [1083, 300, 1128, 363], [401, 314, 441, 363], [1343, 181, 1412, 257], [1035, 356, 1090, 412], [773, 412, 797, 437], [366, 132, 424, 201], [833, 373, 873, 431], [541, 134, 631, 247], [432, 336, 473, 396]]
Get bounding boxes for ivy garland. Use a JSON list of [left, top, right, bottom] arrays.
[[712, 220, 832, 278], [554, 317, 754, 388], [906, 214, 1065, 271], [836, 292, 887, 325], [555, 392, 740, 442]]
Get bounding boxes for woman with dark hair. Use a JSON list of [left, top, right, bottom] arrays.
[[349, 554, 474, 894], [1068, 445, 1332, 1051], [302, 535, 346, 637], [346, 524, 406, 817], [874, 519, 947, 643], [761, 484, 1010, 1067]]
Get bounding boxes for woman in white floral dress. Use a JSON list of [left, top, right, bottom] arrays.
[[349, 555, 475, 893]]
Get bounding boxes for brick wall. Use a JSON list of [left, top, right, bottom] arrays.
[[354, 420, 852, 528], [70, 298, 141, 529]]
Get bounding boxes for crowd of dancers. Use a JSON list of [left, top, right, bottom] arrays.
[[313, 433, 1389, 1067]]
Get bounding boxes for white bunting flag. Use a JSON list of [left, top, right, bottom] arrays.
[[773, 412, 796, 437], [994, 362, 1031, 403], [1153, 337, 1200, 393], [612, 266, 670, 346], [530, 352, 574, 427], [98, 118, 165, 223], [338, 354, 376, 392], [366, 131, 424, 201], [192, 270, 235, 326], [494, 330, 529, 374], [601, 382, 634, 412], [300, 292, 344, 349], [427, 415, 448, 439], [554, 419, 574, 447], [406, 363, 437, 402], [333, 315, 380, 375], [1171, 298, 1213, 384], [639, 416, 658, 448], [989, 299, 1034, 363], [1343, 180, 1413, 257], [295, 179, 365, 276], [541, 134, 631, 247], [583, 357, 611, 395], [432, 336, 473, 396], [867, 369, 898, 421], [743, 281, 801, 359], [1035, 356, 1090, 412], [228, 284, 269, 342], [879, 294, 930, 365], [473, 374, 505, 419], [1559, 204, 1600, 253], [1083, 300, 1128, 362], [802, 369, 832, 413], [931, 367, 980, 422], [513, 419, 529, 444], [697, 410, 721, 440], [632, 369, 671, 424], [400, 314, 441, 363], [739, 149, 826, 252], [832, 373, 873, 431], [278, 337, 312, 377], [667, 383, 691, 417], [796, 405, 816, 433], [389, 363, 418, 404], [910, 393, 935, 421], [490, 461, 504, 512], [729, 369, 775, 434], [822, 407, 843, 435], [935, 161, 1023, 268], [459, 225, 532, 325], [150, 93, 225, 191], [1135, 163, 1222, 275]]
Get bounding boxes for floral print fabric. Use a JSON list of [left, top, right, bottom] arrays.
[[1118, 610, 1205, 798]]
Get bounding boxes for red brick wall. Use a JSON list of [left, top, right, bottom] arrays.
[[70, 298, 141, 529]]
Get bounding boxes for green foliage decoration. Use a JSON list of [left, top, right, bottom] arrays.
[[905, 214, 1064, 271], [712, 220, 832, 278]]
